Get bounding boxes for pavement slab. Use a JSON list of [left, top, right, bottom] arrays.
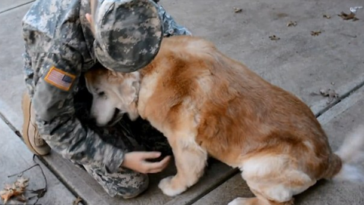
[[0, 5, 30, 130], [193, 86, 364, 205], [0, 117, 77, 205], [0, 0, 33, 13], [161, 0, 364, 108]]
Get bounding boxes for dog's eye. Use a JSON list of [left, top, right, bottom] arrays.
[[98, 92, 105, 97]]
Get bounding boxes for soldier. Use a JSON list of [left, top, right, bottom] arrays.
[[21, 0, 191, 198]]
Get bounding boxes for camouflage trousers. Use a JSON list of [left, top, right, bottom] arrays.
[[74, 75, 171, 198]]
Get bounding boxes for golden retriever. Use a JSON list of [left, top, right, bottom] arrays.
[[85, 35, 364, 205]]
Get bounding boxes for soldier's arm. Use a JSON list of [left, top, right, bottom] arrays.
[[31, 45, 125, 173], [153, 2, 192, 36]]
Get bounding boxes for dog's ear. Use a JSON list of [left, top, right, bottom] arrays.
[[84, 71, 94, 93], [84, 67, 108, 92], [131, 76, 140, 101], [128, 79, 140, 120], [119, 72, 140, 121]]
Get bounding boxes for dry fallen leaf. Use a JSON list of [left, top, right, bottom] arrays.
[[15, 177, 29, 189], [287, 21, 297, 27], [323, 14, 331, 19], [310, 88, 339, 104], [73, 196, 83, 205], [16, 195, 27, 203], [0, 177, 29, 204], [234, 7, 243, 13], [320, 89, 339, 104], [269, 35, 280, 41], [0, 190, 12, 204], [319, 89, 337, 97], [0, 188, 24, 204], [3, 184, 13, 190], [311, 30, 322, 36], [338, 12, 359, 21]]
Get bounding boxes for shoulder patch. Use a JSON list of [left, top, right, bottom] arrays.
[[44, 66, 76, 91]]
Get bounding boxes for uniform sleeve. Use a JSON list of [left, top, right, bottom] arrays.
[[154, 3, 192, 36], [31, 44, 125, 173]]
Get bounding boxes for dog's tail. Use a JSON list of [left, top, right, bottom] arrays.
[[331, 125, 364, 183]]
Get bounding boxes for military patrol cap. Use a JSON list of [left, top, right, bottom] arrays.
[[92, 0, 163, 72]]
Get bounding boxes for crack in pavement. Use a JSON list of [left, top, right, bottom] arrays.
[[315, 77, 364, 118]]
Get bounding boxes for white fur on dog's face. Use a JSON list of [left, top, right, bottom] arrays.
[[85, 70, 140, 127]]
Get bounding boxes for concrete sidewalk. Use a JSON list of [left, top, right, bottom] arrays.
[[0, 0, 363, 204]]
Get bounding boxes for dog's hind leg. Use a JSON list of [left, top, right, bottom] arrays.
[[158, 134, 208, 196], [228, 155, 316, 205]]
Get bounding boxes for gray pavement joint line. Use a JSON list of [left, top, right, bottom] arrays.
[[0, 1, 35, 14], [315, 79, 364, 118], [0, 112, 21, 137], [35, 155, 87, 205], [318, 87, 364, 126], [184, 169, 239, 205]]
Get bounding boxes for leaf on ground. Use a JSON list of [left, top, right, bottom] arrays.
[[338, 12, 359, 21], [287, 21, 297, 27], [320, 89, 339, 104], [311, 88, 339, 104], [0, 190, 13, 204], [3, 184, 13, 190], [0, 177, 29, 204], [319, 88, 339, 98], [234, 7, 243, 13], [311, 30, 322, 36], [323, 14, 331, 19], [16, 195, 27, 203], [73, 196, 83, 205], [269, 35, 280, 41], [15, 177, 29, 189]]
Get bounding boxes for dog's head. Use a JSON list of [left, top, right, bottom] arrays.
[[84, 68, 140, 127]]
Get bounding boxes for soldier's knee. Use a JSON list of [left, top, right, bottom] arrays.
[[119, 173, 149, 199], [83, 163, 150, 199]]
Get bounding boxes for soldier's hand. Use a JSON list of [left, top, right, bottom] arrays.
[[122, 152, 171, 174]]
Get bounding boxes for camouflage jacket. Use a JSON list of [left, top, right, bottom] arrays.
[[22, 0, 191, 173]]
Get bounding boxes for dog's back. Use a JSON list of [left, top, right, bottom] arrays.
[[139, 36, 339, 180]]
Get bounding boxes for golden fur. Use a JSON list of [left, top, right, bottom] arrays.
[[85, 36, 363, 205]]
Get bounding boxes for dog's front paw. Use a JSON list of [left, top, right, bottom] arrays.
[[158, 176, 187, 197]]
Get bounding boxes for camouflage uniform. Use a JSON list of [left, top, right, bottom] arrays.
[[22, 0, 191, 198]]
